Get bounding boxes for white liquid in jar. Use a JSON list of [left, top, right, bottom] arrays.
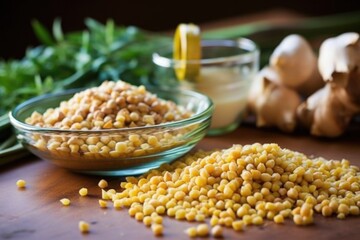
[[189, 67, 252, 129]]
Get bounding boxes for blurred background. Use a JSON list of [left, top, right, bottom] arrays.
[[1, 0, 360, 59]]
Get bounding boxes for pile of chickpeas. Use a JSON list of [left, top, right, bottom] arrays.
[[102, 143, 360, 237], [25, 81, 194, 160]]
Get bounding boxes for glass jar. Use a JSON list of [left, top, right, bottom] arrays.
[[152, 38, 259, 135]]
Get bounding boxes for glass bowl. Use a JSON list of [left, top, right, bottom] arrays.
[[9, 87, 213, 176]]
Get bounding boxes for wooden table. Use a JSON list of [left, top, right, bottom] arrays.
[[1, 9, 360, 240], [1, 124, 359, 240]]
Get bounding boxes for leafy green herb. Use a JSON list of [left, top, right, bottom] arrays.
[[52, 18, 64, 42], [0, 18, 170, 115], [31, 19, 55, 46]]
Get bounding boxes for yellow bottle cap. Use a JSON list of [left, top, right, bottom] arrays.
[[173, 23, 201, 81]]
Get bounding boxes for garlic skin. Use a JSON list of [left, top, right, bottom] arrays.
[[345, 70, 360, 106], [318, 32, 360, 87], [248, 32, 360, 137], [248, 69, 302, 133], [299, 32, 360, 137], [318, 32, 360, 106], [270, 34, 321, 91], [248, 67, 275, 113], [297, 84, 359, 137]]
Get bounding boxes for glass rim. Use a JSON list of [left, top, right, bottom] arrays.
[[152, 38, 260, 67]]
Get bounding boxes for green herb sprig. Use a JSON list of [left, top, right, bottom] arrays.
[[0, 18, 170, 116]]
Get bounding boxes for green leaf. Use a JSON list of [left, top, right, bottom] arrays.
[[81, 30, 90, 52], [84, 18, 104, 33], [53, 18, 64, 42], [105, 19, 115, 46], [31, 19, 54, 45], [75, 51, 91, 70], [43, 76, 54, 91], [34, 75, 42, 93]]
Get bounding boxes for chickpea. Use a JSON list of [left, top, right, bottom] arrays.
[[26, 81, 194, 161]]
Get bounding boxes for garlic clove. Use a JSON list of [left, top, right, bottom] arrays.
[[270, 34, 318, 88], [318, 32, 360, 87]]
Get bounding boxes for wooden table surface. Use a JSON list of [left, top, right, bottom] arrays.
[[1, 124, 359, 240], [1, 9, 360, 240]]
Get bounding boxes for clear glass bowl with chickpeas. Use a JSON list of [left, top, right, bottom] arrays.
[[9, 81, 213, 176]]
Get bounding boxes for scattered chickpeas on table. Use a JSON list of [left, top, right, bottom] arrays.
[[16, 179, 26, 188], [98, 199, 108, 208], [211, 225, 223, 238], [151, 223, 164, 236], [60, 198, 71, 206], [185, 227, 197, 238], [98, 179, 108, 189], [103, 143, 359, 237], [45, 142, 359, 237], [196, 224, 210, 237], [79, 188, 88, 197], [78, 221, 90, 233]]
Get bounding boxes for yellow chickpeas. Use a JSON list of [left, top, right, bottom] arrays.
[[185, 227, 197, 238], [16, 179, 26, 188], [59, 143, 359, 237], [153, 216, 163, 224], [78, 221, 90, 233], [98, 179, 108, 189], [79, 188, 88, 197], [196, 224, 209, 237], [252, 215, 264, 225], [151, 223, 163, 236], [211, 225, 223, 238], [60, 198, 71, 206], [25, 81, 194, 162], [274, 214, 284, 224], [143, 216, 152, 226], [186, 224, 222, 238], [109, 143, 359, 236], [99, 200, 108, 208], [135, 212, 144, 221], [322, 206, 333, 217]]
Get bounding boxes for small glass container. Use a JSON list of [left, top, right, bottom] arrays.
[[152, 38, 259, 135]]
